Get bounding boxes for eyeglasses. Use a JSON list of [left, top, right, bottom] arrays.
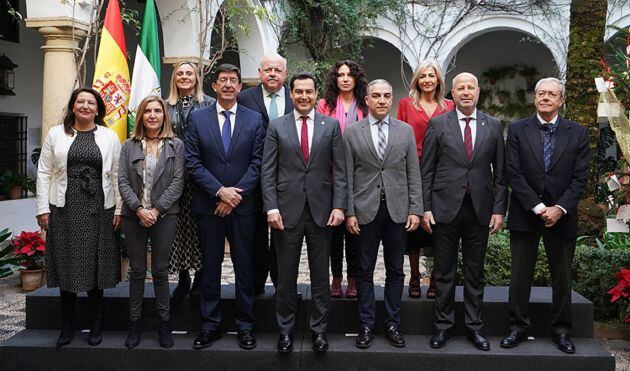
[[535, 90, 562, 99], [218, 77, 239, 85]]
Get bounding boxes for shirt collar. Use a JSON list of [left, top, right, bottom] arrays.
[[217, 102, 237, 115], [536, 113, 559, 125], [263, 85, 284, 98], [368, 114, 390, 125], [294, 109, 315, 121], [456, 108, 477, 122]]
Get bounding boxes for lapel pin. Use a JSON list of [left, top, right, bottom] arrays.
[[321, 121, 325, 125]]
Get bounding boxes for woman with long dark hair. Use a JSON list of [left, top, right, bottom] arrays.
[[397, 59, 454, 299], [36, 87, 122, 347], [316, 60, 368, 299]]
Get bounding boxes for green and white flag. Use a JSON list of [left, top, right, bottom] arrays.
[[127, 0, 161, 134]]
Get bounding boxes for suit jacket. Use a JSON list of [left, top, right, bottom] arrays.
[[118, 138, 185, 217], [421, 110, 507, 225], [506, 115, 589, 238], [344, 117, 423, 225], [238, 84, 294, 127], [185, 103, 266, 216], [261, 111, 347, 229]]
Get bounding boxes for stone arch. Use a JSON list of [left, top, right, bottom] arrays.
[[606, 8, 630, 41]]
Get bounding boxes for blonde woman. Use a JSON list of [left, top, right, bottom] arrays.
[[166, 61, 215, 298], [118, 95, 185, 348], [396, 59, 454, 299]]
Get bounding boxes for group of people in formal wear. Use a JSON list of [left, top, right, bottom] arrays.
[[35, 52, 589, 356]]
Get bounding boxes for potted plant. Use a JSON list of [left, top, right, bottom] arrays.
[[608, 268, 630, 323], [0, 170, 35, 199], [12, 230, 46, 291], [482, 68, 501, 85], [519, 65, 539, 91], [0, 228, 22, 278]]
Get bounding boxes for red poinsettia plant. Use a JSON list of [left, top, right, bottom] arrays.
[[12, 231, 46, 270], [607, 268, 630, 323]]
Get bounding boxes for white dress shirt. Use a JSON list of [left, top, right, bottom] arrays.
[[368, 114, 390, 152], [294, 109, 314, 153], [456, 108, 477, 147], [216, 102, 237, 136], [263, 86, 286, 118]]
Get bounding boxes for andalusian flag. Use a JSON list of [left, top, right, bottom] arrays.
[[92, 0, 130, 142], [128, 0, 161, 134]]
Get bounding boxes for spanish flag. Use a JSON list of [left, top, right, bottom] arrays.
[[92, 0, 130, 142]]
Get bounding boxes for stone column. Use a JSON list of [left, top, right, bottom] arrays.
[[25, 18, 89, 143]]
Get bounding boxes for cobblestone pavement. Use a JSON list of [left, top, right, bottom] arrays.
[[1, 249, 628, 370]]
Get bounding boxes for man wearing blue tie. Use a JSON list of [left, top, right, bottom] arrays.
[[185, 64, 266, 350]]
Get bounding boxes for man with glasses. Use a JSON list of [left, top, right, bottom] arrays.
[[501, 77, 589, 354], [185, 63, 265, 350]]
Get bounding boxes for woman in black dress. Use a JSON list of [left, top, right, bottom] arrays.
[[36, 87, 122, 347], [166, 61, 215, 298]]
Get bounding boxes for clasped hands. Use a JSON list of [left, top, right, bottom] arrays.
[[538, 205, 563, 227], [136, 207, 159, 227], [214, 186, 243, 217]]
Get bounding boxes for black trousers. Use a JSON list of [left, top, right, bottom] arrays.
[[433, 195, 488, 331], [509, 229, 576, 334], [356, 200, 406, 329], [330, 224, 357, 278], [274, 205, 331, 334], [254, 186, 277, 292]]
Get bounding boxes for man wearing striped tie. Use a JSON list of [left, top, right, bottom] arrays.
[[343, 79, 423, 349], [420, 72, 507, 351]]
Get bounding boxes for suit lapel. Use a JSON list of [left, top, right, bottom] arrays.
[[153, 140, 173, 186], [360, 119, 379, 162], [284, 87, 294, 114], [471, 112, 488, 163], [207, 104, 227, 160], [308, 113, 326, 168], [525, 115, 545, 171], [283, 112, 306, 165], [226, 106, 246, 158], [130, 142, 145, 178], [253, 85, 269, 122], [547, 117, 570, 171], [446, 111, 467, 164]]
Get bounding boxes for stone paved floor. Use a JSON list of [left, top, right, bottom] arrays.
[[1, 249, 628, 370]]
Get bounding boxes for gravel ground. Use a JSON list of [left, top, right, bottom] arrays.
[[1, 249, 627, 370]]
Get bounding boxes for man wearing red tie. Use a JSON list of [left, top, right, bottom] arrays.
[[261, 72, 347, 353]]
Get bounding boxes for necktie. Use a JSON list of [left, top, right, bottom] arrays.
[[268, 93, 278, 120], [300, 116, 309, 164], [377, 121, 386, 161], [463, 117, 473, 161], [539, 122, 557, 171], [222, 111, 232, 154]]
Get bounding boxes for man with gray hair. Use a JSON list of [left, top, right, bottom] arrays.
[[344, 79, 423, 349], [501, 77, 589, 354], [421, 72, 507, 351]]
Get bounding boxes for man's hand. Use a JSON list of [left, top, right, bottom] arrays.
[[112, 215, 122, 231], [268, 212, 284, 231], [541, 206, 563, 227], [136, 208, 156, 228], [489, 214, 504, 234], [345, 216, 360, 235], [214, 201, 234, 217], [327, 208, 345, 227], [421, 212, 435, 234], [218, 187, 243, 207], [405, 214, 421, 232]]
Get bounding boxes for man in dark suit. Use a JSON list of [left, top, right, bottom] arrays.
[[185, 63, 265, 350], [238, 53, 294, 295], [500, 77, 589, 354], [344, 79, 423, 349], [261, 72, 347, 353], [421, 72, 507, 351]]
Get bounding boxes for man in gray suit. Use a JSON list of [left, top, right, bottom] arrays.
[[421, 72, 507, 351], [261, 72, 347, 353], [344, 79, 422, 349]]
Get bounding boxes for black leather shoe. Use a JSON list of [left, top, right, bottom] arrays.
[[56, 323, 74, 348], [125, 319, 142, 349], [172, 270, 191, 299], [312, 332, 329, 352], [238, 329, 257, 350], [355, 326, 374, 349], [430, 329, 450, 349], [277, 333, 293, 353], [500, 330, 527, 348], [385, 325, 406, 348], [552, 333, 576, 354], [193, 330, 221, 350], [468, 330, 490, 351], [158, 319, 174, 349]]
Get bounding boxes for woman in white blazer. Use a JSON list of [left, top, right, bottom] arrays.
[[36, 87, 122, 348]]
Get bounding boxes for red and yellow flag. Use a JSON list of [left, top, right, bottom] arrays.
[[92, 0, 130, 142]]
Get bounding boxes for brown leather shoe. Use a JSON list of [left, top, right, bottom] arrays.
[[331, 277, 343, 298], [345, 277, 357, 299]]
